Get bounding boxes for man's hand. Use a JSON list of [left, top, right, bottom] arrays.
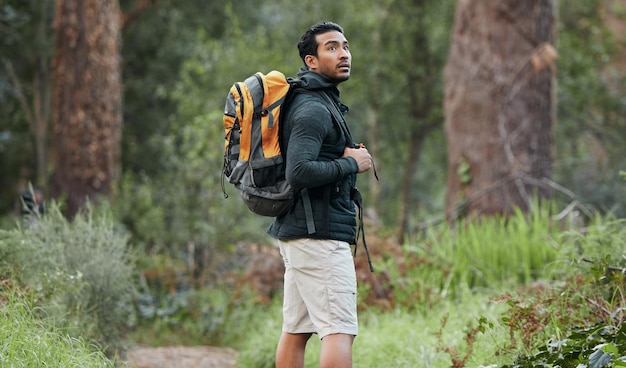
[[343, 145, 372, 173]]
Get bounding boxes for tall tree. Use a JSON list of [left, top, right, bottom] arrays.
[[51, 0, 122, 217], [391, 0, 450, 240], [443, 0, 557, 219], [0, 1, 54, 210]]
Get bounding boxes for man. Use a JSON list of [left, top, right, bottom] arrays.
[[267, 21, 372, 368]]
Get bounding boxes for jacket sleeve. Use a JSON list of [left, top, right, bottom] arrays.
[[284, 101, 358, 189]]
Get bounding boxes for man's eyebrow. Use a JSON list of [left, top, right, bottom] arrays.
[[323, 39, 349, 46]]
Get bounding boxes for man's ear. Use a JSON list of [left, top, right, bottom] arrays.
[[305, 55, 318, 70]]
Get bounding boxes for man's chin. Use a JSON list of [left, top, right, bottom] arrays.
[[333, 73, 350, 83]]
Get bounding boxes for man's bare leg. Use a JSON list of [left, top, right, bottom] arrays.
[[319, 333, 355, 368], [276, 332, 312, 368]]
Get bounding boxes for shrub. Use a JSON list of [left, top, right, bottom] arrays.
[[497, 218, 626, 367], [0, 202, 136, 355]]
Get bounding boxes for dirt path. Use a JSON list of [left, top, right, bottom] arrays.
[[125, 346, 238, 368]]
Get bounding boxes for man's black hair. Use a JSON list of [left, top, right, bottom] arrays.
[[298, 21, 344, 66]]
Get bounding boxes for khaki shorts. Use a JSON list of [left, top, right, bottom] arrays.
[[277, 238, 358, 339]]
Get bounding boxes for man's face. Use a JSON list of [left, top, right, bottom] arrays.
[[307, 30, 351, 84]]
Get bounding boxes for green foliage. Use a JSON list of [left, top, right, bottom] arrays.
[[0, 289, 114, 367], [380, 249, 453, 311], [114, 173, 167, 248], [562, 217, 626, 267], [119, 0, 295, 177], [113, 3, 325, 258], [503, 323, 626, 368], [424, 204, 561, 289], [115, 2, 308, 256], [230, 299, 283, 368], [233, 287, 515, 368], [129, 284, 279, 350], [340, 0, 454, 225], [457, 158, 472, 185], [119, 0, 251, 175], [0, 202, 136, 355], [496, 218, 626, 367], [352, 296, 511, 368], [103, 204, 626, 367], [114, 108, 271, 257], [555, 0, 626, 217]]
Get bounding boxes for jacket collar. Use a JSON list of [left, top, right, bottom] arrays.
[[295, 67, 339, 94]]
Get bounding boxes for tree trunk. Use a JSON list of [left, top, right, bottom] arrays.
[[396, 130, 425, 242], [51, 0, 122, 217], [443, 0, 557, 220], [395, 0, 441, 241]]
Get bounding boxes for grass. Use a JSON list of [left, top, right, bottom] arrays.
[[232, 287, 515, 368], [354, 291, 514, 368], [3, 198, 625, 366], [426, 205, 561, 289], [0, 290, 114, 368]]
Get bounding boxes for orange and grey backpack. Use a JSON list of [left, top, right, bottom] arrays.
[[222, 70, 299, 217], [222, 70, 375, 271]]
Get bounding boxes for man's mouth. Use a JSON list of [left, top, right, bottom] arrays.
[[338, 63, 350, 71]]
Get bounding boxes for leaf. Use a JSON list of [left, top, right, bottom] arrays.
[[588, 349, 613, 368], [548, 338, 569, 349], [600, 343, 618, 355]]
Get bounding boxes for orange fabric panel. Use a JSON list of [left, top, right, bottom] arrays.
[[260, 71, 290, 158], [238, 83, 254, 162]]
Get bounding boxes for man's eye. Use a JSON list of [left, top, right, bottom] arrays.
[[329, 46, 337, 51]]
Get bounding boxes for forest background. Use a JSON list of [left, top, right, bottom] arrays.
[[1, 0, 626, 367], [1, 0, 625, 237], [2, 0, 626, 239]]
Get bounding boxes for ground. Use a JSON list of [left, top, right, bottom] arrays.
[[125, 346, 238, 368]]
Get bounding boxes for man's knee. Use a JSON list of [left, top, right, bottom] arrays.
[[321, 333, 355, 346], [282, 332, 313, 347]]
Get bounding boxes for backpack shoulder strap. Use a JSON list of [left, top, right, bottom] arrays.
[[294, 89, 355, 148], [317, 91, 355, 147]]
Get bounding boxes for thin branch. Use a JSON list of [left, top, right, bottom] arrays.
[[413, 175, 593, 235], [581, 258, 626, 275], [2, 57, 35, 132], [120, 0, 158, 29]]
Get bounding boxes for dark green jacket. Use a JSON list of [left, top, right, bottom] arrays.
[[266, 68, 359, 243]]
